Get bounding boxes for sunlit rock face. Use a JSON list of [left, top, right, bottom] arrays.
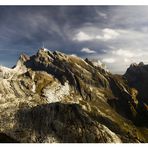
[[0, 48, 148, 143], [42, 81, 70, 103], [0, 53, 28, 79]]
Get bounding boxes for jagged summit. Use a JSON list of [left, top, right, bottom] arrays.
[[129, 62, 145, 68], [37, 47, 49, 53], [124, 61, 148, 106], [19, 53, 30, 61], [0, 49, 148, 143], [124, 61, 147, 78]]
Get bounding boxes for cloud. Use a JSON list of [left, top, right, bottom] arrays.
[[96, 28, 119, 41], [73, 31, 93, 41], [102, 58, 116, 63], [124, 58, 130, 63], [111, 48, 144, 60], [81, 48, 96, 54], [97, 47, 148, 74], [2, 6, 148, 74], [73, 28, 119, 42], [97, 12, 107, 19], [112, 49, 134, 58]]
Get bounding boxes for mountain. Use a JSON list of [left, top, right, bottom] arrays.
[[0, 48, 147, 143]]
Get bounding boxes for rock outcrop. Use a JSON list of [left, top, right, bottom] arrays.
[[124, 62, 148, 126], [0, 48, 148, 143]]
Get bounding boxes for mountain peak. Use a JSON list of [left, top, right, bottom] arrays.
[[129, 61, 145, 68], [19, 53, 30, 62], [38, 47, 50, 52], [0, 49, 148, 143]]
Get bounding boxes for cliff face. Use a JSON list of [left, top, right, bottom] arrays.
[[124, 63, 148, 126], [0, 48, 147, 143]]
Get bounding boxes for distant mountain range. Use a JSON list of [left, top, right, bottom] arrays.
[[0, 48, 147, 143]]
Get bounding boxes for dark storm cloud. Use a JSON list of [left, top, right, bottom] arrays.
[[0, 6, 107, 60], [1, 6, 148, 73]]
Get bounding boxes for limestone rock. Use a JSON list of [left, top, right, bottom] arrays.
[[0, 48, 147, 143]]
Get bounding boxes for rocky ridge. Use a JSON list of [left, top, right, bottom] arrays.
[[0, 48, 147, 143]]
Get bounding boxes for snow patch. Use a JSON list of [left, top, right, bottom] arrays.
[[31, 84, 36, 93], [0, 63, 27, 79], [0, 66, 15, 79], [70, 54, 77, 57], [42, 81, 70, 103], [43, 48, 49, 51]]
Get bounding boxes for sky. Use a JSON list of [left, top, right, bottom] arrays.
[[1, 6, 148, 73]]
